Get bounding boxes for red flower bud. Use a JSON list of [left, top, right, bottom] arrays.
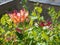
[[13, 10, 17, 15], [39, 22, 45, 27], [47, 21, 52, 26], [16, 28, 22, 33]]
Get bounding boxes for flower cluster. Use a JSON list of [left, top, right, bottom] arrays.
[[39, 21, 52, 30], [8, 8, 29, 24]]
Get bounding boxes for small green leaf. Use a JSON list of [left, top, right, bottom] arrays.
[[1, 17, 6, 25], [36, 42, 40, 45], [32, 11, 36, 16], [35, 7, 42, 14], [40, 16, 44, 21], [29, 20, 33, 26], [0, 26, 5, 35], [41, 31, 49, 41], [29, 40, 33, 45], [30, 16, 38, 20], [0, 38, 3, 41]]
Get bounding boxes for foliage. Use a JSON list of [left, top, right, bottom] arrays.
[[0, 1, 60, 45], [48, 7, 60, 24]]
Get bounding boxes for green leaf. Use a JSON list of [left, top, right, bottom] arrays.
[[0, 38, 3, 41], [30, 16, 38, 20], [29, 20, 33, 26], [32, 31, 37, 37], [42, 42, 46, 45], [36, 42, 40, 45], [41, 31, 49, 41], [5, 31, 10, 36], [40, 16, 44, 21], [1, 16, 6, 25], [0, 26, 5, 35], [32, 11, 36, 16], [35, 7, 42, 14], [1, 14, 9, 25], [57, 24, 60, 29], [29, 40, 33, 45]]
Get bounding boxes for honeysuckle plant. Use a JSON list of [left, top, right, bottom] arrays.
[[0, 1, 60, 45]]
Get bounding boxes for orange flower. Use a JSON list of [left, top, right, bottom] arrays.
[[20, 8, 29, 22], [8, 8, 29, 24]]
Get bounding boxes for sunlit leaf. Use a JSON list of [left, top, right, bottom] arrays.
[[41, 31, 49, 41], [30, 16, 38, 20], [0, 38, 3, 41], [35, 7, 42, 14], [0, 26, 5, 35], [29, 20, 33, 26], [1, 16, 6, 25], [32, 11, 36, 16]]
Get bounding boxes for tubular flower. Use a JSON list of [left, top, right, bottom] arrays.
[[8, 8, 29, 24]]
